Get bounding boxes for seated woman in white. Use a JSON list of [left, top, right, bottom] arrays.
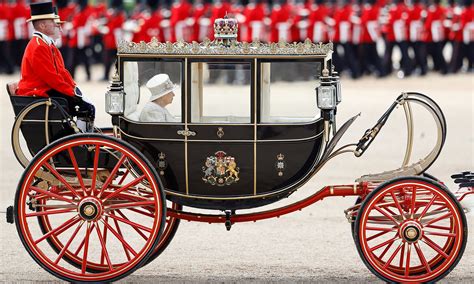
[[139, 74, 179, 122]]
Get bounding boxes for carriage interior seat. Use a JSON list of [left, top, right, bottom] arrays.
[[123, 62, 142, 121], [6, 82, 73, 156]]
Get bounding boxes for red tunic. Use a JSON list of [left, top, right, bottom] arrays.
[[308, 4, 330, 43], [191, 3, 210, 42], [17, 35, 76, 97], [424, 4, 446, 42], [135, 11, 164, 43], [10, 0, 30, 40], [270, 4, 291, 42], [69, 6, 93, 48], [360, 4, 380, 43], [385, 3, 409, 42], [332, 4, 353, 43], [0, 2, 12, 42], [103, 10, 125, 50], [243, 3, 266, 42], [170, 0, 192, 42], [407, 3, 425, 42]]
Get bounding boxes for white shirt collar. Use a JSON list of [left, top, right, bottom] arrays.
[[33, 31, 55, 45]]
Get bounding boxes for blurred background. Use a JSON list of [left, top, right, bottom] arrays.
[[0, 0, 472, 81]]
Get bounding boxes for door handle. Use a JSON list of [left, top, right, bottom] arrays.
[[177, 128, 196, 137]]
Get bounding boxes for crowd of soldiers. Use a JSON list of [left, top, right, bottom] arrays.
[[0, 0, 473, 80]]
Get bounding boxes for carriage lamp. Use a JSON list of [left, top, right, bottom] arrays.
[[316, 77, 337, 110], [105, 73, 125, 115], [331, 71, 342, 104]]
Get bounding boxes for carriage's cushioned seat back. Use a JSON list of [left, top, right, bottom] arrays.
[[7, 83, 74, 156]]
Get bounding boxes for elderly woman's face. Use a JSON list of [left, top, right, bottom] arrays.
[[162, 92, 175, 105]]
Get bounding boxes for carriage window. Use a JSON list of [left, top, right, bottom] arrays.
[[260, 61, 321, 123], [191, 62, 251, 123], [123, 60, 182, 122]]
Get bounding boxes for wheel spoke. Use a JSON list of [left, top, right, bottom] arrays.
[[118, 169, 130, 185], [424, 212, 453, 227], [375, 205, 400, 225], [410, 187, 417, 218], [399, 242, 405, 268], [422, 235, 449, 259], [367, 227, 396, 242], [90, 144, 101, 195], [26, 208, 76, 217], [102, 175, 146, 202], [379, 237, 396, 259], [67, 147, 86, 197], [115, 209, 148, 240], [425, 224, 452, 231], [366, 226, 396, 232], [105, 200, 155, 211], [390, 191, 406, 221], [81, 222, 93, 274], [43, 162, 82, 199], [370, 235, 399, 252], [95, 224, 113, 271], [73, 223, 96, 256], [417, 193, 438, 221], [383, 243, 403, 269], [128, 207, 155, 218], [424, 231, 457, 238], [35, 215, 80, 244], [54, 221, 85, 264], [105, 211, 152, 233], [102, 218, 138, 257], [29, 186, 76, 204], [414, 242, 431, 273], [100, 216, 109, 265], [405, 243, 412, 276], [110, 213, 132, 261], [97, 155, 126, 199]]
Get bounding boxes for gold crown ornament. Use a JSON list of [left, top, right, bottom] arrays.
[[214, 14, 238, 46]]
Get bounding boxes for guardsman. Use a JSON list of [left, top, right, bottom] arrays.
[[191, 0, 211, 42], [56, 0, 75, 57], [230, 0, 246, 41], [17, 1, 95, 131], [102, 0, 126, 81], [134, 0, 165, 43], [170, 0, 192, 42], [452, 0, 474, 72], [0, 0, 14, 74], [243, 0, 266, 42], [270, 0, 292, 42], [308, 0, 332, 43], [448, 0, 465, 73], [383, 0, 411, 77], [209, 0, 232, 40], [407, 0, 427, 75], [68, 0, 92, 80], [424, 0, 447, 74], [359, 0, 384, 76], [10, 0, 30, 68], [332, 0, 361, 78]]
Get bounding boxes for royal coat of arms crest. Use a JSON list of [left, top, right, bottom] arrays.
[[202, 151, 240, 186]]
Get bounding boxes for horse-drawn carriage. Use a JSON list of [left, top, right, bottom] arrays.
[[6, 17, 473, 283]]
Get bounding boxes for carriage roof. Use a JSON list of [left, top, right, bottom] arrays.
[[117, 38, 333, 59]]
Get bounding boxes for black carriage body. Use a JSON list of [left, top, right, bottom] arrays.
[[115, 43, 333, 210]]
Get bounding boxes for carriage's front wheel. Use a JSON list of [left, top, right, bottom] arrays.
[[354, 177, 467, 283], [14, 134, 167, 282]]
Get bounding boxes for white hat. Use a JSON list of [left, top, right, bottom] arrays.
[[146, 74, 178, 101]]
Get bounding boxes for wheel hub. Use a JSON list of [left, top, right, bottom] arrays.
[[78, 197, 103, 221], [399, 221, 423, 243]]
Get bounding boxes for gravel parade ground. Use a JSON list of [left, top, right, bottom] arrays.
[[0, 70, 472, 283]]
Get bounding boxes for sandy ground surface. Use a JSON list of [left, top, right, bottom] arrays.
[[0, 67, 473, 283]]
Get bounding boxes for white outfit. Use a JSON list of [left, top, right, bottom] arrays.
[[139, 102, 177, 122]]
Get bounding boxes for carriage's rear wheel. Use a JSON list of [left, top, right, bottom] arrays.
[[14, 134, 167, 282], [354, 177, 467, 283]]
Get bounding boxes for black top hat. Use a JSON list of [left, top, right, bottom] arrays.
[[28, 2, 57, 23]]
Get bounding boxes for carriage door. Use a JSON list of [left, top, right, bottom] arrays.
[[185, 60, 255, 197]]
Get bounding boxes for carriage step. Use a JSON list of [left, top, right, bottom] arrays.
[[6, 206, 14, 224]]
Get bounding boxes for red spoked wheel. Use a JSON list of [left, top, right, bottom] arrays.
[[142, 201, 182, 266], [14, 134, 166, 282], [354, 177, 467, 283]]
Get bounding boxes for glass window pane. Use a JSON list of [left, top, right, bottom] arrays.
[[191, 62, 251, 123], [123, 61, 182, 122], [260, 61, 321, 123]]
